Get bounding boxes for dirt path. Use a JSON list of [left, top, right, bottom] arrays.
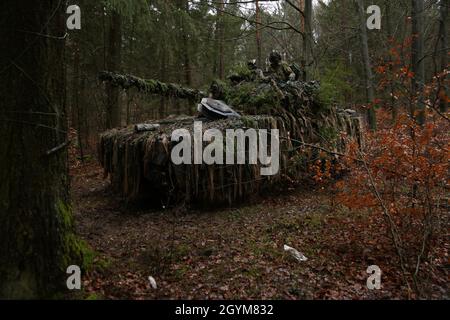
[[70, 160, 448, 300]]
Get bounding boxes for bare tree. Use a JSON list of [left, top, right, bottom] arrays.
[[256, 0, 263, 67], [438, 0, 448, 113], [411, 0, 426, 124], [106, 10, 122, 128], [357, 0, 377, 130], [303, 0, 313, 80], [218, 1, 225, 79]]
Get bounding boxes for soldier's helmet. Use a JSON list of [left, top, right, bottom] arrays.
[[247, 59, 257, 70], [269, 51, 282, 65], [209, 80, 225, 100]]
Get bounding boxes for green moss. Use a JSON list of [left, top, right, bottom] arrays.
[[56, 200, 95, 272], [57, 200, 73, 229], [85, 293, 102, 300], [226, 82, 280, 113], [1, 200, 97, 299], [95, 256, 113, 272]]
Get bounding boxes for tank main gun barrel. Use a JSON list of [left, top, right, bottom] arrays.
[[99, 71, 207, 101]]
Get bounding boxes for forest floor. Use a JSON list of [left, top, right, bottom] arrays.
[[69, 158, 449, 300]]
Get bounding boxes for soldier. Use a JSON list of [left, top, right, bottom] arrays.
[[209, 80, 226, 100], [247, 59, 267, 82], [227, 62, 254, 85], [266, 50, 296, 82], [290, 62, 302, 81], [247, 59, 257, 71]]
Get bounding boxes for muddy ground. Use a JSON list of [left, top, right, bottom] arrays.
[[69, 159, 448, 300]]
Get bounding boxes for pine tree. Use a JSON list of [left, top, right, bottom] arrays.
[[0, 1, 85, 298]]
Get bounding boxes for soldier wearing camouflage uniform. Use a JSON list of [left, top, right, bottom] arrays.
[[266, 51, 296, 82], [247, 59, 266, 82]]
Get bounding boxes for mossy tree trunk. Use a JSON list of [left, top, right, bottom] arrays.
[[0, 1, 84, 298]]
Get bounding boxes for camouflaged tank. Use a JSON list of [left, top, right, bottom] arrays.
[[98, 58, 362, 207]]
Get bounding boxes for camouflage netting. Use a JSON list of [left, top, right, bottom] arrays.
[[98, 116, 292, 206], [99, 71, 206, 102], [98, 70, 362, 206], [220, 77, 363, 148]]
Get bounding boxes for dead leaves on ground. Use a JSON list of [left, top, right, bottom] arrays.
[[72, 160, 448, 300]]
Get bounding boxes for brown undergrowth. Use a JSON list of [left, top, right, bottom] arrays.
[[68, 157, 448, 300]]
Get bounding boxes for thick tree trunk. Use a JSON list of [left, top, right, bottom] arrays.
[[105, 10, 122, 129], [357, 0, 377, 130], [0, 1, 84, 298], [411, 0, 426, 124]]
